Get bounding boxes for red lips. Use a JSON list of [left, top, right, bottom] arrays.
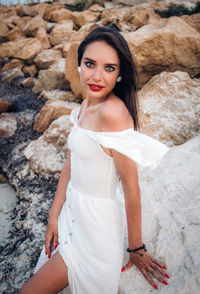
[[88, 84, 104, 91]]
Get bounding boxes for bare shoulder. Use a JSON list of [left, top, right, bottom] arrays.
[[100, 96, 134, 132]]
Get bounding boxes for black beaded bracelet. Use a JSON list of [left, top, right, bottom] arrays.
[[127, 244, 147, 256]]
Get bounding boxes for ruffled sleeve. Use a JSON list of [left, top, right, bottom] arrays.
[[70, 106, 169, 168], [87, 129, 169, 168]]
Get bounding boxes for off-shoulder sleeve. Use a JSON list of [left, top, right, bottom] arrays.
[[87, 129, 169, 168]]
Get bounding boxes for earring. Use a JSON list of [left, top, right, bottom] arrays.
[[117, 76, 122, 82], [78, 67, 81, 73]]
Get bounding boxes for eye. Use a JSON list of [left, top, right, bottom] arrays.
[[85, 61, 94, 68], [105, 65, 115, 72]]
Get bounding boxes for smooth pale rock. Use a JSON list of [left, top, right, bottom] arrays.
[[119, 134, 200, 294], [34, 49, 62, 70], [0, 38, 43, 60], [33, 100, 79, 132], [180, 13, 200, 33], [138, 71, 200, 146], [39, 90, 79, 102], [33, 58, 69, 93], [23, 115, 72, 174], [71, 10, 100, 28], [49, 21, 74, 46], [124, 16, 200, 85], [0, 59, 23, 73], [23, 64, 37, 77], [43, 7, 72, 23], [23, 16, 46, 37], [0, 99, 12, 112], [0, 113, 17, 137], [2, 67, 24, 83]]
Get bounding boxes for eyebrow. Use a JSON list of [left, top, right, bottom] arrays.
[[83, 57, 119, 67]]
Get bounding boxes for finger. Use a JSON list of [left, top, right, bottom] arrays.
[[121, 260, 133, 272], [45, 236, 51, 258], [151, 257, 167, 270], [54, 234, 58, 250], [140, 268, 158, 290], [147, 265, 164, 283], [150, 260, 170, 279]]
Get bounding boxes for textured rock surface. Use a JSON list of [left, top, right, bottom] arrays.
[[0, 38, 43, 60], [34, 49, 62, 70], [33, 100, 79, 132], [0, 99, 12, 112], [23, 115, 72, 174], [138, 71, 200, 146], [124, 16, 200, 85], [39, 89, 80, 103], [33, 58, 69, 93], [119, 135, 200, 294], [0, 113, 17, 138]]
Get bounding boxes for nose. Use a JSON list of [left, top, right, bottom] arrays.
[[93, 67, 102, 82]]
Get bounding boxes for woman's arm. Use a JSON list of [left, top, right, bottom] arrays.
[[45, 150, 71, 257], [112, 150, 169, 289]]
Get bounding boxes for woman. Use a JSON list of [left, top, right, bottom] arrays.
[[19, 26, 169, 294]]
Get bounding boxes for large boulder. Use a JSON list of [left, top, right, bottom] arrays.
[[49, 21, 74, 46], [119, 134, 200, 294], [124, 16, 200, 85], [180, 13, 200, 33], [33, 100, 79, 132], [138, 71, 200, 146], [34, 49, 62, 70], [33, 58, 69, 93], [39, 90, 79, 103], [23, 115, 72, 174], [0, 38, 44, 60], [23, 16, 47, 37], [43, 7, 73, 23], [72, 10, 100, 28], [122, 3, 161, 30]]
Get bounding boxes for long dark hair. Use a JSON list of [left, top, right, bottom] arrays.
[[77, 26, 139, 130]]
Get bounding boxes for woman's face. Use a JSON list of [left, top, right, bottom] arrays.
[[80, 40, 120, 101]]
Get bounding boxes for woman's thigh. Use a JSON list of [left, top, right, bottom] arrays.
[[19, 251, 69, 294]]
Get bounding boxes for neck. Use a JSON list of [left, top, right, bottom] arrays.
[[85, 93, 111, 108]]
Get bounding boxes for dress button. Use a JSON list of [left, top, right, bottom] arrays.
[[69, 232, 72, 236], [72, 219, 75, 223], [65, 241, 68, 244]]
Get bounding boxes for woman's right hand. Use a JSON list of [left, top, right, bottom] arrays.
[[44, 218, 58, 258]]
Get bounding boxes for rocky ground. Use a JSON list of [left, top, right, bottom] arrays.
[[0, 0, 200, 293], [0, 76, 59, 293]]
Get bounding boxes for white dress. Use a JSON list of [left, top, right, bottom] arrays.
[[34, 106, 169, 294]]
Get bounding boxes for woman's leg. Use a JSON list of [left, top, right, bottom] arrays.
[[19, 251, 69, 294]]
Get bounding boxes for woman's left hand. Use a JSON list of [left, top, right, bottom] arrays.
[[121, 251, 170, 290]]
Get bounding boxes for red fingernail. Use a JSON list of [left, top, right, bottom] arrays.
[[45, 251, 47, 255], [54, 244, 58, 249], [121, 266, 126, 272], [163, 266, 167, 270], [162, 280, 168, 285], [48, 254, 50, 259], [165, 273, 170, 279], [153, 284, 158, 290]]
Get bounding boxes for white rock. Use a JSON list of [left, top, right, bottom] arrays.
[[23, 115, 72, 174], [138, 71, 200, 146]]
